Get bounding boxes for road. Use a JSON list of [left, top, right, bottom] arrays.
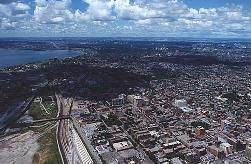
[[119, 110, 154, 163], [56, 93, 100, 164], [56, 93, 72, 164], [12, 117, 71, 128], [39, 97, 49, 114], [72, 117, 102, 164], [56, 72, 102, 164], [0, 96, 35, 132]]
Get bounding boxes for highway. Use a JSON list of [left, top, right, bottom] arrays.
[[10, 116, 71, 128], [0, 96, 35, 132], [0, 73, 100, 163], [72, 117, 102, 164], [56, 92, 103, 164], [30, 116, 70, 124], [56, 93, 72, 164], [71, 127, 93, 164], [56, 73, 102, 164]]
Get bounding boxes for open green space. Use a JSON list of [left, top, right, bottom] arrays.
[[28, 96, 58, 120], [32, 127, 62, 164]]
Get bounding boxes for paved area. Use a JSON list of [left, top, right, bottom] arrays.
[[0, 131, 39, 164]]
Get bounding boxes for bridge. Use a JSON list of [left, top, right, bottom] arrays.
[[29, 116, 71, 124], [11, 116, 71, 128]]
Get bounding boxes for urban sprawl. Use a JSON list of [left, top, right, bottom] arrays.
[[0, 39, 251, 164]]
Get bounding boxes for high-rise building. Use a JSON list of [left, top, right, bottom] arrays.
[[195, 126, 206, 137]]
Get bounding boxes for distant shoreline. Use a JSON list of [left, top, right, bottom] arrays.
[[0, 37, 251, 42], [0, 49, 81, 69]]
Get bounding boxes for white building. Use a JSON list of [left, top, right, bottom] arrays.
[[133, 96, 144, 107], [174, 99, 194, 113], [127, 95, 135, 104], [220, 142, 233, 156], [127, 95, 144, 107], [174, 99, 187, 108]]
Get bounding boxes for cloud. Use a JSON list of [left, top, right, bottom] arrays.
[[0, 1, 30, 29], [0, 2, 30, 17], [34, 0, 73, 24], [0, 0, 251, 37], [179, 4, 251, 34], [0, 17, 17, 29], [113, 0, 158, 20], [76, 0, 115, 21]]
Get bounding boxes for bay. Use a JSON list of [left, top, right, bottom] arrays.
[[0, 49, 80, 68]]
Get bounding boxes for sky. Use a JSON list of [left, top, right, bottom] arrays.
[[0, 0, 251, 38]]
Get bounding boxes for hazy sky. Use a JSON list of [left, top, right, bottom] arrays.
[[0, 0, 251, 38]]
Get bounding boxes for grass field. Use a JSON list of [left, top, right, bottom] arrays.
[[32, 127, 62, 164], [28, 95, 62, 164], [28, 96, 58, 120]]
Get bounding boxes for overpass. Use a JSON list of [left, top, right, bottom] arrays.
[[28, 116, 70, 124], [11, 116, 71, 128]]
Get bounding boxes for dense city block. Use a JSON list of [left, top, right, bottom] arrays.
[[0, 39, 251, 164]]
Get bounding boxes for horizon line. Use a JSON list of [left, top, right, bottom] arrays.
[[1, 36, 251, 40]]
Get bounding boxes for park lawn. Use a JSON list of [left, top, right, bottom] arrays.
[[28, 97, 58, 120]]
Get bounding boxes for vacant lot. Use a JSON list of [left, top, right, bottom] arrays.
[[32, 127, 62, 164], [0, 131, 39, 164]]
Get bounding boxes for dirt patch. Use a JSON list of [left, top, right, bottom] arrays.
[[32, 128, 62, 164], [0, 130, 39, 164]]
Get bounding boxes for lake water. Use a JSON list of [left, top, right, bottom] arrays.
[[0, 49, 80, 68]]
